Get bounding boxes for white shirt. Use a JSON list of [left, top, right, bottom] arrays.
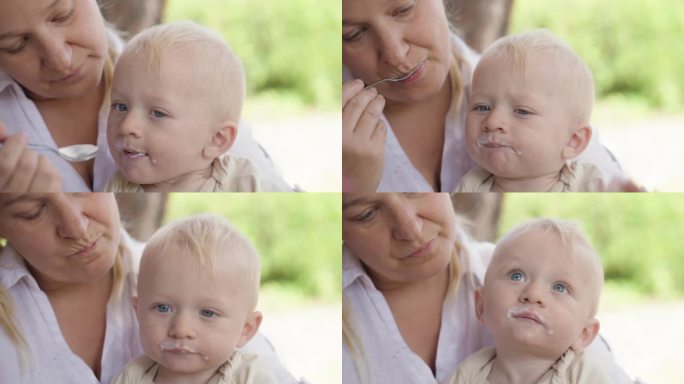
[[343, 33, 622, 192], [342, 229, 635, 384], [342, 228, 494, 384], [0, 233, 142, 384], [0, 232, 298, 384]]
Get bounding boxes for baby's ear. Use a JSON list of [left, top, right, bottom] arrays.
[[570, 318, 600, 352], [474, 287, 485, 324], [236, 310, 263, 348], [202, 121, 237, 159], [561, 124, 592, 160]]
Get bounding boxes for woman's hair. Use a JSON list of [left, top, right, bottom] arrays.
[[481, 29, 595, 124], [142, 214, 261, 310], [120, 20, 246, 122], [0, 236, 129, 368], [342, 235, 467, 383]]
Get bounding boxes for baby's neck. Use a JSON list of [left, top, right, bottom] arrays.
[[491, 171, 562, 192], [487, 349, 561, 384], [154, 364, 218, 384], [142, 163, 214, 192]]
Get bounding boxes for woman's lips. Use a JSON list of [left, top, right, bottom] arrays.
[[404, 238, 435, 259], [69, 239, 98, 258], [397, 62, 425, 85]]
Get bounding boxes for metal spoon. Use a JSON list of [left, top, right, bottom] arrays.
[[0, 143, 99, 162], [363, 65, 422, 90]]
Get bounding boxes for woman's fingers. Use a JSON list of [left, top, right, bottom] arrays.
[[2, 145, 39, 192], [0, 131, 28, 190], [343, 86, 380, 133], [27, 156, 62, 192], [342, 79, 365, 109], [354, 93, 385, 137], [0, 122, 62, 192]]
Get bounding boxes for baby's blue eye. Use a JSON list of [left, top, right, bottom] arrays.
[[200, 309, 217, 318], [112, 103, 128, 112], [473, 104, 491, 112], [510, 271, 524, 281], [552, 283, 568, 293], [151, 110, 167, 118], [153, 304, 171, 313]]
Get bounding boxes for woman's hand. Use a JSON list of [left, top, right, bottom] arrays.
[[0, 122, 61, 192], [342, 79, 387, 192]]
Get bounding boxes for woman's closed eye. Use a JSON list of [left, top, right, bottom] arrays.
[[353, 206, 379, 222], [51, 8, 75, 24], [343, 27, 366, 43], [1, 37, 29, 55], [15, 204, 47, 221]]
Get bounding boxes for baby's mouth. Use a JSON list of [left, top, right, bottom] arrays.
[[117, 143, 148, 159], [507, 306, 554, 334], [476, 135, 522, 156], [159, 341, 209, 360]]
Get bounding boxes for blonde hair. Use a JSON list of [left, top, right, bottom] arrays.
[[142, 215, 261, 310], [482, 29, 595, 124], [0, 239, 128, 368], [122, 20, 246, 122], [494, 218, 604, 315]]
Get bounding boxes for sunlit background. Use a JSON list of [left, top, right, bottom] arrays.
[[493, 194, 684, 384], [166, 193, 341, 384], [510, 0, 684, 191], [165, 0, 341, 191]]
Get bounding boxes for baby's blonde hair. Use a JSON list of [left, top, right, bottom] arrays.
[[122, 20, 246, 122], [494, 218, 604, 316], [142, 214, 261, 310], [482, 29, 595, 125]]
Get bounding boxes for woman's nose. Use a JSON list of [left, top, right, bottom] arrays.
[[41, 35, 72, 73], [55, 197, 88, 239], [391, 204, 422, 241], [377, 25, 409, 68], [168, 313, 196, 339]]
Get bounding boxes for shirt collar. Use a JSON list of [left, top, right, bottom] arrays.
[[0, 244, 33, 290]]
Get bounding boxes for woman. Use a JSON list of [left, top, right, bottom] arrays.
[[0, 193, 297, 383], [0, 0, 286, 192], [342, 0, 621, 192], [342, 193, 634, 383]]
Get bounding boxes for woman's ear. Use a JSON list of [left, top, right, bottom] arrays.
[[561, 125, 592, 160], [570, 318, 600, 352], [236, 310, 263, 348], [202, 121, 237, 159]]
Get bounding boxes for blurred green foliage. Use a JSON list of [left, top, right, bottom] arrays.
[[165, 193, 341, 301], [165, 0, 341, 108], [510, 0, 684, 111], [499, 194, 684, 298]]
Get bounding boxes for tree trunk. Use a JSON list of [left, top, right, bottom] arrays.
[[115, 194, 168, 242], [100, 0, 168, 38], [451, 193, 503, 242], [446, 0, 514, 53]]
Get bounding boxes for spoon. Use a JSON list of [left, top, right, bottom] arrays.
[[363, 65, 422, 90], [0, 143, 99, 162]]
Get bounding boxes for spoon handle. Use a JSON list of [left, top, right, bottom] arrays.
[[363, 78, 391, 91]]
